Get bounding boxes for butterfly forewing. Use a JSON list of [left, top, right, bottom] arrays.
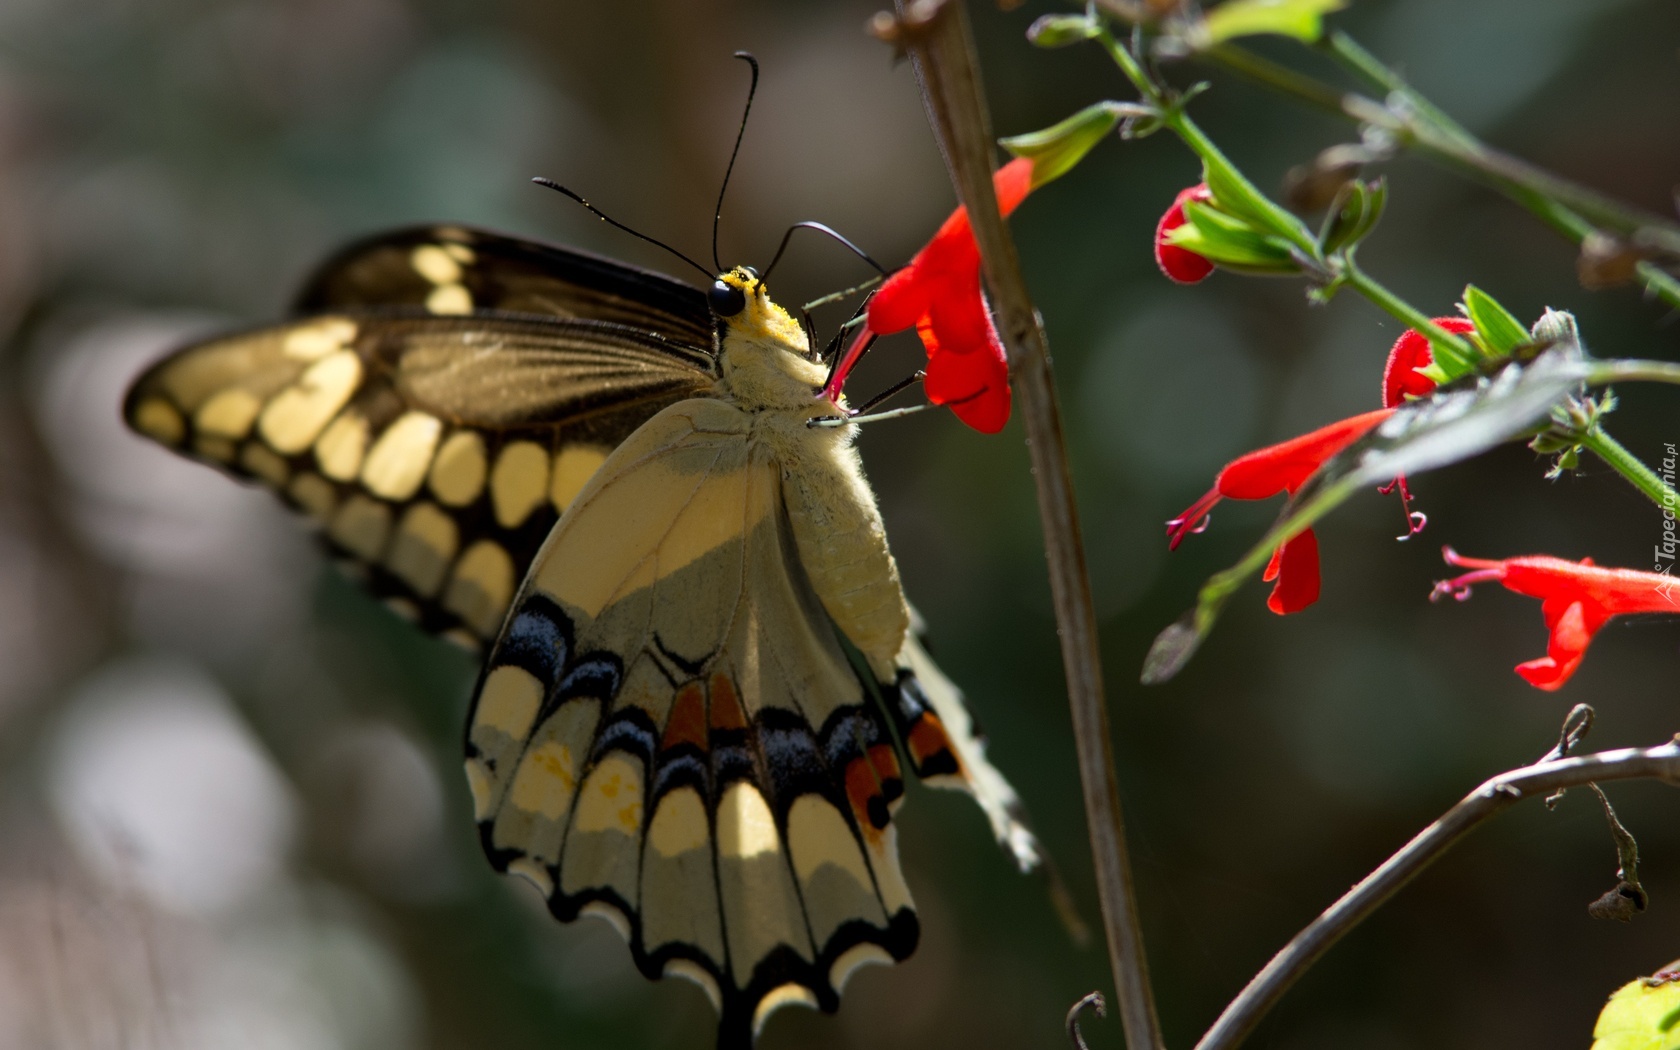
[[294, 224, 715, 349], [466, 397, 917, 1046], [125, 300, 717, 645]]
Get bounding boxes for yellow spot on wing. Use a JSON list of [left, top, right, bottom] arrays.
[[474, 665, 543, 739], [410, 244, 462, 285], [509, 741, 581, 820], [786, 795, 873, 886], [361, 411, 443, 501], [132, 397, 184, 446], [490, 441, 550, 528], [717, 782, 779, 860], [287, 472, 337, 522], [195, 388, 262, 438], [574, 754, 643, 835], [753, 983, 819, 1037], [239, 443, 290, 487], [426, 284, 472, 314], [428, 430, 488, 507], [282, 317, 357, 361], [464, 758, 494, 821], [442, 241, 475, 264], [328, 493, 391, 560], [386, 501, 459, 596], [444, 540, 515, 638], [259, 350, 363, 454], [549, 444, 608, 512], [663, 960, 722, 1012], [507, 857, 553, 897], [830, 943, 893, 993], [313, 411, 369, 481], [646, 787, 709, 858]]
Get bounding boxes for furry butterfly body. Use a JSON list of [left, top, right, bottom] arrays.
[[124, 225, 1038, 1046]]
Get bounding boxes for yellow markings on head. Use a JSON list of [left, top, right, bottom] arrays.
[[328, 492, 392, 560], [282, 317, 357, 361], [574, 754, 644, 835], [259, 350, 363, 454], [752, 983, 819, 1037], [428, 430, 488, 507], [131, 397, 185, 446], [443, 539, 515, 638], [507, 857, 554, 898], [490, 440, 550, 528], [716, 267, 806, 350], [646, 787, 709, 859], [194, 388, 263, 439], [386, 501, 459, 596], [786, 795, 873, 887], [663, 960, 722, 1013], [287, 472, 337, 522], [509, 741, 582, 820], [239, 443, 290, 487], [464, 757, 494, 821], [474, 664, 544, 740], [410, 244, 463, 285], [549, 444, 608, 513], [313, 411, 370, 481], [426, 284, 473, 315], [717, 782, 780, 860], [830, 943, 893, 993], [360, 411, 443, 501]]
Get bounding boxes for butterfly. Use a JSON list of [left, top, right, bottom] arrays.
[[122, 220, 1042, 1046]]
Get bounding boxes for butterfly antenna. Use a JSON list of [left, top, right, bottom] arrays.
[[532, 177, 712, 281], [762, 221, 887, 280], [713, 52, 759, 273]]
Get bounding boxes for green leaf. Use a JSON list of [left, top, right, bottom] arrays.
[[1141, 349, 1590, 684], [1462, 284, 1530, 357], [1173, 199, 1298, 270], [1591, 971, 1680, 1050], [1000, 102, 1136, 188], [1199, 0, 1348, 45]]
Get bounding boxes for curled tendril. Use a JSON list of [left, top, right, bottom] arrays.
[[1066, 991, 1106, 1050]]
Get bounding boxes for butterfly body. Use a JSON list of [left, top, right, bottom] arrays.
[[123, 226, 1036, 1047]]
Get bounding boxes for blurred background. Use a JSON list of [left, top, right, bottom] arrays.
[[1, 0, 1678, 1047]]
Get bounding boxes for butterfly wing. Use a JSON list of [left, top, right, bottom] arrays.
[[466, 396, 917, 1047], [124, 306, 717, 645], [293, 224, 715, 347]]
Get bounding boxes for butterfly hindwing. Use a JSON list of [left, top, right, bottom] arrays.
[[465, 397, 918, 1046], [124, 302, 717, 645]]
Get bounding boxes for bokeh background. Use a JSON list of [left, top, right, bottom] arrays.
[[1, 1, 1678, 1047]]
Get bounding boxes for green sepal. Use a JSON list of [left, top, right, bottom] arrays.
[[1200, 157, 1318, 251], [1461, 284, 1529, 357], [1318, 177, 1387, 254], [1026, 11, 1102, 48], [1001, 101, 1134, 188], [1198, 0, 1348, 45], [1171, 199, 1299, 271]]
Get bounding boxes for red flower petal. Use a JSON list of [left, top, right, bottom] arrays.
[[1155, 184, 1215, 285], [1217, 408, 1394, 499], [920, 312, 1011, 434], [1266, 528, 1321, 614], [1381, 317, 1474, 408], [868, 265, 930, 335]]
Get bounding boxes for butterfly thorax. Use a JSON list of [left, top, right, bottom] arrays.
[[709, 267, 910, 679]]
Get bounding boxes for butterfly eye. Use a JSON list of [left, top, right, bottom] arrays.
[[709, 279, 747, 317]]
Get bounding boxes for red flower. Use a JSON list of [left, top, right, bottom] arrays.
[[1155, 183, 1215, 285], [1381, 316, 1474, 407], [1167, 408, 1395, 614], [826, 157, 1036, 434], [1430, 548, 1680, 690]]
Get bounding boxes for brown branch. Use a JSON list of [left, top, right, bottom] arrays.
[[886, 2, 1164, 1047], [1195, 738, 1680, 1050]]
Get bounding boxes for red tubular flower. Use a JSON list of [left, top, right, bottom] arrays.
[[1154, 183, 1215, 285], [826, 157, 1036, 434], [1381, 316, 1474, 407], [1167, 408, 1395, 614], [1430, 548, 1680, 690]]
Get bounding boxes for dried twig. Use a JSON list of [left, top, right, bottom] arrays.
[[1195, 737, 1680, 1050], [883, 2, 1164, 1047]]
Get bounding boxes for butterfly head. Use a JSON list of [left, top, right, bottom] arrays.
[[710, 265, 831, 408]]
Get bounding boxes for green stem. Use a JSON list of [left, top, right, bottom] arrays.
[[1342, 261, 1478, 373], [1590, 359, 1680, 387], [1578, 427, 1680, 511]]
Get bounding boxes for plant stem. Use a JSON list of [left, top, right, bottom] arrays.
[[1591, 359, 1680, 388], [1578, 427, 1680, 511], [1341, 260, 1478, 372], [897, 4, 1164, 1047], [1196, 738, 1680, 1050]]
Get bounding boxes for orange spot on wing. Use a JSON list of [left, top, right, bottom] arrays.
[[663, 682, 708, 751], [845, 757, 887, 833], [708, 673, 746, 731], [907, 715, 960, 775]]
